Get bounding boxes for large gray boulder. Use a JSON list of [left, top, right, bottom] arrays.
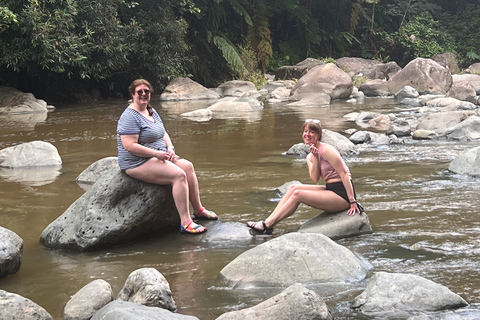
[[444, 115, 480, 141], [219, 232, 372, 288], [216, 80, 257, 97], [207, 97, 263, 112], [285, 93, 331, 107], [298, 209, 373, 240], [387, 58, 453, 95], [425, 97, 477, 111], [160, 77, 221, 101], [452, 74, 480, 94], [216, 283, 333, 320], [0, 226, 23, 278], [359, 79, 391, 97], [0, 86, 50, 114], [446, 81, 477, 104], [64, 279, 114, 320], [431, 52, 461, 75], [352, 272, 468, 315], [40, 168, 179, 251], [91, 300, 198, 320], [416, 111, 476, 136], [0, 141, 62, 168], [275, 58, 324, 80], [286, 129, 357, 158], [117, 268, 176, 312], [76, 156, 119, 184], [448, 146, 480, 177], [290, 63, 353, 100], [0, 289, 53, 320], [336, 57, 382, 77]]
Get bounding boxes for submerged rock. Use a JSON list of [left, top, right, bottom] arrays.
[[0, 226, 23, 278]]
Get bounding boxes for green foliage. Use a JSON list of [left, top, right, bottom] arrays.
[[238, 42, 266, 89], [0, 4, 17, 33], [394, 12, 455, 61]]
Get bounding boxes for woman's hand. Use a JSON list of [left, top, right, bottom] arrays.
[[166, 146, 176, 161], [309, 143, 319, 156], [347, 202, 360, 216]]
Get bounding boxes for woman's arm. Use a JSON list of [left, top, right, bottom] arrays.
[[307, 146, 321, 182], [323, 145, 360, 215], [120, 134, 169, 161]]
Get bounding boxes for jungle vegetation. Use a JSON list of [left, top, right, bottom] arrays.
[[0, 0, 479, 102]]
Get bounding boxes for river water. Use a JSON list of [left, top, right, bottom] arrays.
[[0, 95, 478, 319]]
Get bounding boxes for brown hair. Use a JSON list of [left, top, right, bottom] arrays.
[[128, 79, 154, 115], [302, 120, 322, 141]]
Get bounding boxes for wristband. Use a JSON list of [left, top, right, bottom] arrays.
[[350, 201, 357, 204]]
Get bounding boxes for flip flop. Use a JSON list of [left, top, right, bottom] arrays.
[[246, 220, 273, 234], [180, 220, 206, 234], [193, 207, 218, 220]]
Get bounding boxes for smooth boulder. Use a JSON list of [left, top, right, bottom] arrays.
[[352, 272, 468, 315], [219, 232, 372, 288], [64, 279, 114, 320], [76, 156, 119, 184], [216, 283, 332, 320], [0, 141, 62, 168], [298, 209, 373, 240], [448, 146, 480, 177], [444, 115, 480, 141], [160, 77, 221, 101], [0, 289, 53, 320], [40, 168, 179, 251], [0, 226, 23, 278]]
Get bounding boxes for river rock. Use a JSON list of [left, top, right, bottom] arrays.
[[355, 111, 382, 128], [275, 58, 324, 80], [64, 279, 114, 320], [446, 81, 477, 104], [117, 268, 176, 312], [207, 97, 263, 112], [286, 129, 357, 157], [0, 141, 62, 168], [0, 226, 23, 278], [40, 168, 179, 251], [0, 86, 50, 114], [448, 146, 480, 177], [180, 108, 213, 122], [298, 209, 373, 240], [286, 93, 331, 107], [408, 308, 480, 320], [218, 232, 372, 288], [369, 114, 392, 131], [216, 80, 257, 97], [431, 52, 461, 75], [465, 62, 480, 75], [452, 74, 480, 94], [426, 97, 477, 111], [387, 58, 453, 95], [444, 115, 480, 141], [387, 119, 412, 137], [394, 86, 420, 100], [416, 111, 475, 136], [91, 300, 198, 320], [160, 77, 221, 101], [76, 156, 119, 184], [359, 79, 390, 97], [352, 272, 468, 315], [0, 289, 53, 320], [216, 283, 333, 320], [290, 63, 353, 100], [412, 130, 439, 140], [335, 57, 382, 78], [349, 131, 390, 145]]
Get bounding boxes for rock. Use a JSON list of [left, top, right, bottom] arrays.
[[217, 80, 257, 97], [275, 58, 324, 80], [216, 283, 333, 320], [363, 61, 402, 80], [266, 87, 292, 100], [350, 131, 371, 144], [401, 98, 424, 107], [0, 86, 50, 114], [452, 74, 480, 94], [160, 77, 221, 101], [369, 114, 391, 131], [207, 97, 262, 112], [446, 81, 477, 104], [0, 226, 23, 278], [91, 300, 198, 320], [387, 119, 412, 137], [0, 141, 62, 168], [117, 268, 176, 312], [286, 130, 357, 157], [394, 86, 420, 100], [352, 272, 468, 315], [64, 279, 114, 320], [387, 58, 453, 95], [355, 112, 382, 128], [218, 232, 372, 288], [76, 156, 119, 184], [412, 130, 439, 140], [286, 93, 331, 107], [416, 111, 475, 136], [0, 289, 53, 320], [407, 308, 480, 320], [431, 52, 461, 75], [40, 168, 179, 251], [335, 57, 382, 78], [359, 79, 390, 97], [350, 131, 390, 145], [426, 97, 477, 111], [180, 108, 213, 122], [448, 146, 480, 177], [298, 209, 373, 240], [290, 63, 353, 100], [444, 115, 480, 141], [465, 62, 480, 75]]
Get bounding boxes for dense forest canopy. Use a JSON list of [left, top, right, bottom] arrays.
[[0, 0, 479, 102]]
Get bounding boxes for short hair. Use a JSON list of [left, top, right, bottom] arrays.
[[302, 120, 322, 141]]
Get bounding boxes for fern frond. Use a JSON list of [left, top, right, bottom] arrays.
[[213, 35, 245, 73], [228, 0, 253, 26]]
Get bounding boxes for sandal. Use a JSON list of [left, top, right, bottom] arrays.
[[193, 207, 218, 220], [180, 220, 206, 234], [246, 220, 273, 234]]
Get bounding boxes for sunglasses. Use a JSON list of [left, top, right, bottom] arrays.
[[136, 89, 150, 95], [305, 119, 320, 123]]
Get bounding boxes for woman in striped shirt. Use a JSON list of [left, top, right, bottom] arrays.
[[117, 79, 217, 234]]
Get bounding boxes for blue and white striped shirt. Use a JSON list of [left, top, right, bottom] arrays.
[[117, 107, 166, 170]]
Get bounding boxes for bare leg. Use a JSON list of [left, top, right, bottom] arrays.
[[126, 158, 205, 231]]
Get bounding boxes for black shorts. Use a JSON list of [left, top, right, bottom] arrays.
[[325, 180, 356, 203]]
